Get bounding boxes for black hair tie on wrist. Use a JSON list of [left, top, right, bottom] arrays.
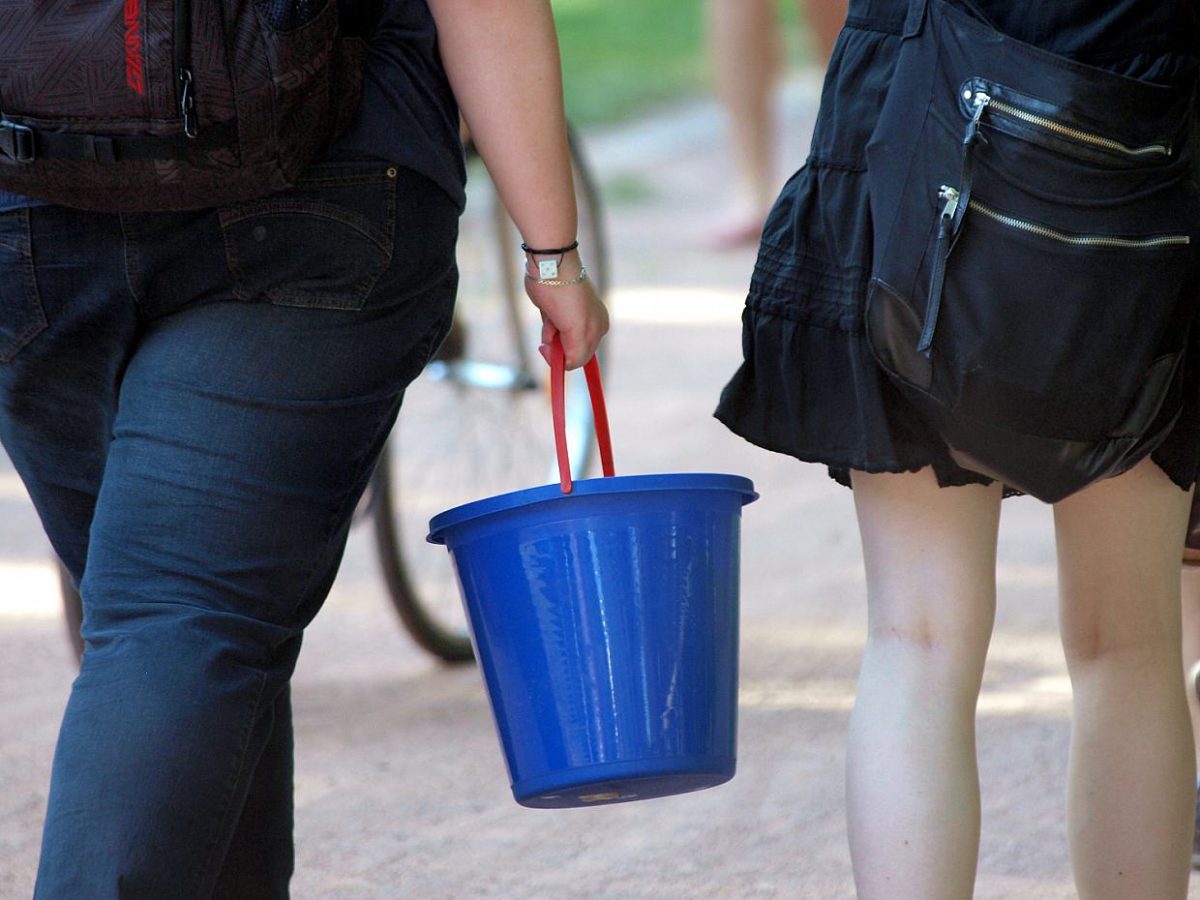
[[520, 240, 579, 256]]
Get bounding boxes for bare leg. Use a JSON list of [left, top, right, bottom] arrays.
[[1183, 564, 1200, 868], [707, 0, 781, 246], [706, 0, 847, 247], [847, 468, 1002, 899], [1054, 458, 1194, 898], [1182, 566, 1200, 774], [802, 0, 848, 61]]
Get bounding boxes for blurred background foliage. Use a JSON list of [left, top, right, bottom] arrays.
[[552, 0, 813, 126]]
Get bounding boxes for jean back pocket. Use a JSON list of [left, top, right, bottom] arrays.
[[219, 162, 397, 311]]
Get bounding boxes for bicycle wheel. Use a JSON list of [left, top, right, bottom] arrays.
[[372, 127, 609, 663]]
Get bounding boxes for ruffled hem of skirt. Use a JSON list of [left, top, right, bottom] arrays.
[[713, 302, 1198, 496], [714, 302, 990, 483]]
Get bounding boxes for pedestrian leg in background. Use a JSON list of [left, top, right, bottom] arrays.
[[1054, 458, 1194, 897], [846, 467, 1002, 900], [705, 0, 846, 248]]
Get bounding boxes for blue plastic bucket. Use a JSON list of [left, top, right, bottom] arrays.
[[428, 471, 757, 808]]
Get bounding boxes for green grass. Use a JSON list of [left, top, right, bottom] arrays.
[[552, 0, 809, 126], [601, 172, 657, 206]]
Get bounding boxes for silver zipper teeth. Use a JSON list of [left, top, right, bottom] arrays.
[[986, 97, 1171, 158], [969, 199, 1190, 248]]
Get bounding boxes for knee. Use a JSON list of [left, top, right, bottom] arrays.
[[1059, 592, 1180, 669], [868, 617, 944, 653], [865, 603, 993, 683], [866, 585, 994, 654], [1061, 631, 1179, 671], [77, 593, 300, 698]]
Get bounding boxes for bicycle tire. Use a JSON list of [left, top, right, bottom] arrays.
[[371, 126, 610, 664]]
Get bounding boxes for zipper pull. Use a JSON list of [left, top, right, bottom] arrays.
[[963, 90, 990, 148], [938, 185, 960, 222], [917, 186, 961, 357], [179, 68, 198, 138]]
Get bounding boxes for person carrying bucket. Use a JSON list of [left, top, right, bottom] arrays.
[[716, 0, 1200, 896], [0, 0, 606, 896]]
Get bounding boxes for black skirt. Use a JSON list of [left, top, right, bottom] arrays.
[[714, 0, 1200, 492]]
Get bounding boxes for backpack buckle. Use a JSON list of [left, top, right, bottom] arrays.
[[0, 121, 34, 163]]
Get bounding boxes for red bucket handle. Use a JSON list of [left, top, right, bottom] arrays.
[[550, 336, 615, 494]]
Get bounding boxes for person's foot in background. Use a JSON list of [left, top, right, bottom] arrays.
[[705, 0, 846, 250]]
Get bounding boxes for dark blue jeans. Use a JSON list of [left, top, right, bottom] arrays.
[[0, 163, 458, 899]]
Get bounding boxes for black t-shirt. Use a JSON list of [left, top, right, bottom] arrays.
[[331, 0, 467, 210]]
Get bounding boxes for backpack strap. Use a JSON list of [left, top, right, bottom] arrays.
[[0, 119, 238, 165]]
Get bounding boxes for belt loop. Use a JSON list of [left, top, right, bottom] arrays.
[[902, 0, 929, 38], [94, 136, 116, 163]]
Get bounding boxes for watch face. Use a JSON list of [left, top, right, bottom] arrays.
[[538, 259, 559, 280]]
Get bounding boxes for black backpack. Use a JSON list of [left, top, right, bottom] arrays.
[[0, 0, 376, 212], [864, 0, 1200, 502]]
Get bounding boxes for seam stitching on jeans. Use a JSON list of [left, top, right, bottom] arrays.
[[117, 214, 148, 313], [288, 388, 406, 617], [195, 668, 270, 896], [286, 296, 448, 618]]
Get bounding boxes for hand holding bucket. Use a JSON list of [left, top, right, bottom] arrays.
[[428, 339, 757, 808]]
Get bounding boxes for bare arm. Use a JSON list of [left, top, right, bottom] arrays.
[[426, 0, 608, 370]]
